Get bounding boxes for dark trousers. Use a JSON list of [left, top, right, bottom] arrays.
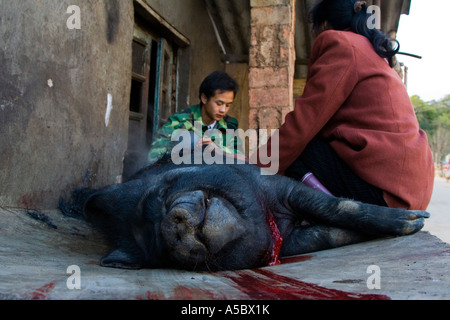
[[285, 139, 388, 207]]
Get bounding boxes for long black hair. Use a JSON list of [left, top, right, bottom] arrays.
[[311, 0, 400, 67]]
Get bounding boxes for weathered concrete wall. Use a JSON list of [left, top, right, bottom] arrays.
[[0, 0, 134, 209]]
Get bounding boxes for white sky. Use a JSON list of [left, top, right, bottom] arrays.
[[396, 0, 450, 102]]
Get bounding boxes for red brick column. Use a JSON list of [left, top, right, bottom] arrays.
[[249, 0, 296, 136]]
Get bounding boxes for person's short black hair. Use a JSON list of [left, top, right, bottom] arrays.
[[198, 71, 239, 103]]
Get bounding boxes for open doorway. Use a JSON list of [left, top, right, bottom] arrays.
[[123, 17, 181, 179]]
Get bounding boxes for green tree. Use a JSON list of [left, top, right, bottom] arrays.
[[412, 95, 450, 163]]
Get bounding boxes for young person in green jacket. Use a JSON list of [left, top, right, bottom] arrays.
[[148, 71, 245, 164]]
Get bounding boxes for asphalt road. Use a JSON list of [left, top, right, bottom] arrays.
[[423, 176, 450, 243]]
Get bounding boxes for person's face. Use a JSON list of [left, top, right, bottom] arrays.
[[201, 90, 235, 125]]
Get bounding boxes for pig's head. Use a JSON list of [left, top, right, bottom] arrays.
[[83, 165, 275, 271], [160, 189, 272, 270]]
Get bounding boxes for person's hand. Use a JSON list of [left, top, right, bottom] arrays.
[[193, 137, 213, 148], [200, 138, 213, 145], [232, 153, 248, 162]]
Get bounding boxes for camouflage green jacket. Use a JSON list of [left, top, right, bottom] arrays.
[[148, 104, 243, 164]]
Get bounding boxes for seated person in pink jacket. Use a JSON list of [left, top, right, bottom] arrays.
[[253, 0, 434, 211]]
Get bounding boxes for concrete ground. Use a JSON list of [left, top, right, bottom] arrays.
[[0, 178, 449, 301], [422, 177, 450, 244]]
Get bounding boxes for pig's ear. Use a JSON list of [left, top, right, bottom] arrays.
[[100, 247, 144, 269], [83, 180, 147, 221], [82, 179, 158, 246]]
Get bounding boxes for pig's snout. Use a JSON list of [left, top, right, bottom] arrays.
[[161, 191, 246, 268]]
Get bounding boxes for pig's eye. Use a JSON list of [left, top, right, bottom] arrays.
[[202, 191, 211, 205]]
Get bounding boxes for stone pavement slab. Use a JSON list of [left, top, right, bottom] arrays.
[[1, 208, 449, 300]]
